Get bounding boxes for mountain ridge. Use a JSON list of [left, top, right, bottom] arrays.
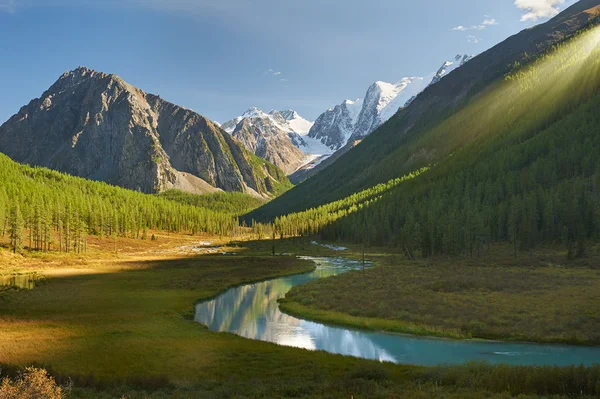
[[0, 67, 291, 197], [246, 0, 600, 221]]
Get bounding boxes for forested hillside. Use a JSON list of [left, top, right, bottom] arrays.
[[0, 153, 260, 253], [247, 1, 600, 221], [262, 20, 600, 258]]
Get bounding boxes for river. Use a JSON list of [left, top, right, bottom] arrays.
[[194, 257, 600, 366]]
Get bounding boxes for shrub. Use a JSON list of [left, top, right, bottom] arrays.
[[0, 367, 64, 399]]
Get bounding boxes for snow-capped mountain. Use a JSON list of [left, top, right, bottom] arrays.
[[307, 55, 472, 153], [307, 77, 427, 151], [352, 77, 428, 140], [222, 107, 314, 135], [222, 54, 472, 180], [306, 99, 362, 152], [278, 109, 313, 134], [430, 54, 473, 86], [221, 107, 320, 175]]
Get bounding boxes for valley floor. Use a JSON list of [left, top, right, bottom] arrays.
[[1, 234, 599, 398], [280, 245, 600, 345]]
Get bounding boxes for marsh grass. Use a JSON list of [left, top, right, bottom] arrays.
[[281, 245, 600, 344]]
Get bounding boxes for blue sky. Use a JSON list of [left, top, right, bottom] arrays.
[[0, 0, 578, 123]]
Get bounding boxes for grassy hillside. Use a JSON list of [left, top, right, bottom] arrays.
[[0, 153, 261, 253], [247, 5, 600, 221], [249, 18, 600, 256], [157, 190, 265, 215]]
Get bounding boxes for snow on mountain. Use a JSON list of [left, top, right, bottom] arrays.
[[277, 109, 314, 134], [222, 107, 314, 136], [306, 99, 363, 152], [221, 107, 319, 174], [430, 54, 473, 85], [221, 117, 242, 133], [221, 54, 473, 179], [353, 77, 428, 139], [307, 54, 473, 153]]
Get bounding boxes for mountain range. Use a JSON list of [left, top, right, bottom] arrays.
[[247, 0, 600, 221], [222, 54, 472, 181], [0, 67, 291, 197]]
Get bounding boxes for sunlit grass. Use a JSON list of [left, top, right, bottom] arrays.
[[1, 239, 599, 397]]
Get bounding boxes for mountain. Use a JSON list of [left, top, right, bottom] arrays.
[[352, 77, 428, 139], [303, 56, 471, 154], [430, 54, 473, 86], [278, 109, 314, 134], [306, 99, 362, 151], [306, 78, 428, 152], [230, 113, 307, 175], [246, 0, 600, 221], [221, 107, 333, 175], [291, 56, 470, 183], [0, 67, 291, 197]]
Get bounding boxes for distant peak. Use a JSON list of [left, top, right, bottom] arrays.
[[242, 107, 267, 119]]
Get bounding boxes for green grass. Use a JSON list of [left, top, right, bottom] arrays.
[[1, 244, 600, 398], [280, 246, 600, 345]]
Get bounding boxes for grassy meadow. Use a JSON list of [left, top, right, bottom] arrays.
[[280, 245, 600, 345], [1, 235, 599, 398]]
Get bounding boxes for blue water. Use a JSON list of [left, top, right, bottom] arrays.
[[195, 257, 600, 366]]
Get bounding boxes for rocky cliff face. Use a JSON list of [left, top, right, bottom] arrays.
[[306, 99, 361, 151], [0, 67, 290, 197], [222, 107, 317, 175], [231, 117, 307, 175]]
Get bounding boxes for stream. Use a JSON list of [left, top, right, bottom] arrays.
[[194, 257, 600, 366]]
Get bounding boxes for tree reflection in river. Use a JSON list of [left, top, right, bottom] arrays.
[[195, 258, 395, 361], [195, 257, 600, 366]]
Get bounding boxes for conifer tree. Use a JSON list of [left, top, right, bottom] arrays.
[[9, 204, 24, 254]]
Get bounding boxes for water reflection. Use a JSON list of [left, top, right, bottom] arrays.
[[0, 274, 40, 290], [195, 257, 600, 366]]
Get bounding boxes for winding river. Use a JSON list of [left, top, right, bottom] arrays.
[[195, 257, 600, 366]]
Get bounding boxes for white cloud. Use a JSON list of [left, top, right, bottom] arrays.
[[452, 16, 498, 32], [514, 0, 565, 22], [264, 69, 282, 76], [467, 35, 481, 44], [263, 69, 289, 83]]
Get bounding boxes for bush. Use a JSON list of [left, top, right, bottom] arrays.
[[0, 367, 64, 399]]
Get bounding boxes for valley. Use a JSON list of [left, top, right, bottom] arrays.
[[2, 1, 600, 398], [2, 234, 600, 398]]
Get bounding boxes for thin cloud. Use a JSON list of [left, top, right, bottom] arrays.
[[452, 16, 498, 31], [467, 35, 481, 44], [264, 69, 282, 76], [514, 0, 565, 22], [263, 69, 289, 84], [0, 0, 16, 12]]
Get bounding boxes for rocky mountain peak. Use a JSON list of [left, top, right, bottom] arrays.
[[0, 67, 290, 198]]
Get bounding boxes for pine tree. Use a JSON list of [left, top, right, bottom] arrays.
[[9, 204, 24, 254]]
